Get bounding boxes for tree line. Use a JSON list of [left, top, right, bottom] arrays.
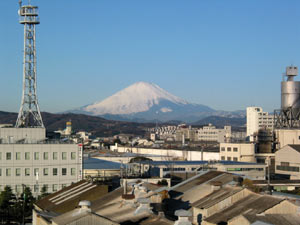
[[0, 185, 48, 224]]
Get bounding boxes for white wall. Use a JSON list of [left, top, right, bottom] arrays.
[[110, 144, 219, 161]]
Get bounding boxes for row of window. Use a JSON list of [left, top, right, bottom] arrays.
[[163, 167, 186, 171], [221, 147, 238, 152], [227, 167, 264, 172], [0, 152, 76, 161], [276, 165, 300, 172], [0, 167, 76, 177], [0, 183, 68, 193], [221, 156, 238, 161]]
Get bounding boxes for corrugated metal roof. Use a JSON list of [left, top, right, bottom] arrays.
[[204, 194, 284, 224], [84, 158, 122, 170]]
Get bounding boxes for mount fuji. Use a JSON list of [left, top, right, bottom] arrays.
[[69, 82, 243, 123]]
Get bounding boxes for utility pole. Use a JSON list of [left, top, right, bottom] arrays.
[[22, 184, 25, 225]]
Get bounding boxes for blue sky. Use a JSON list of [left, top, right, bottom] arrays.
[[1, 0, 300, 113]]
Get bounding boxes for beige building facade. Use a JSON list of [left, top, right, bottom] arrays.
[[220, 143, 256, 162], [275, 144, 300, 179]]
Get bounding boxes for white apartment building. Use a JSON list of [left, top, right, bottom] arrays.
[[198, 124, 231, 143], [0, 127, 82, 195], [247, 107, 274, 141]]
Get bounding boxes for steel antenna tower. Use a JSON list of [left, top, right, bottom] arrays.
[[16, 0, 44, 128]]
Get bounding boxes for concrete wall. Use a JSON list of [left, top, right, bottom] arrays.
[[84, 169, 120, 178], [110, 144, 220, 161], [275, 129, 300, 149]]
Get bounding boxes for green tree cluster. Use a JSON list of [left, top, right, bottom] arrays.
[[0, 185, 38, 224]]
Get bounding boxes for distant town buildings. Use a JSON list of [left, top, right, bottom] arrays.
[[198, 124, 231, 143]]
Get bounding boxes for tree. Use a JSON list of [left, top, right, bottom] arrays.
[[38, 185, 49, 200], [0, 186, 15, 223], [21, 186, 35, 221]]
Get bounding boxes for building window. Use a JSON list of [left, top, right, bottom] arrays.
[[25, 152, 30, 160], [71, 168, 76, 176], [227, 157, 232, 161], [53, 152, 58, 160], [43, 185, 48, 193], [6, 168, 11, 176], [227, 147, 231, 152], [221, 147, 225, 151], [0, 152, 2, 160], [25, 168, 30, 176], [15, 185, 22, 194], [61, 184, 67, 189], [281, 162, 289, 166], [16, 152, 21, 160], [16, 168, 21, 176], [34, 184, 39, 193], [6, 153, 11, 160], [233, 148, 238, 152], [53, 184, 58, 192], [34, 168, 39, 177], [53, 168, 58, 176], [62, 168, 67, 176], [233, 157, 238, 161], [71, 152, 76, 160], [0, 169, 1, 176], [62, 152, 67, 160], [43, 168, 49, 176], [34, 152, 39, 160], [44, 152, 49, 160], [221, 156, 225, 160]]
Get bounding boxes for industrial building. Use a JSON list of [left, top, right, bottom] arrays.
[[274, 66, 300, 149], [275, 145, 300, 180]]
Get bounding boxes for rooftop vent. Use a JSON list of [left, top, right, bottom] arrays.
[[134, 198, 152, 216], [78, 200, 91, 212], [174, 210, 192, 225]]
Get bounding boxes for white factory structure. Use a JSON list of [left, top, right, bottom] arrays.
[[246, 106, 274, 141]]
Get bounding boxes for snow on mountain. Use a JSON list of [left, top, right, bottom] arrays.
[[83, 82, 188, 115], [66, 81, 244, 123]]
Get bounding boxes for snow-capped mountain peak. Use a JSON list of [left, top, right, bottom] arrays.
[[83, 82, 188, 115]]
